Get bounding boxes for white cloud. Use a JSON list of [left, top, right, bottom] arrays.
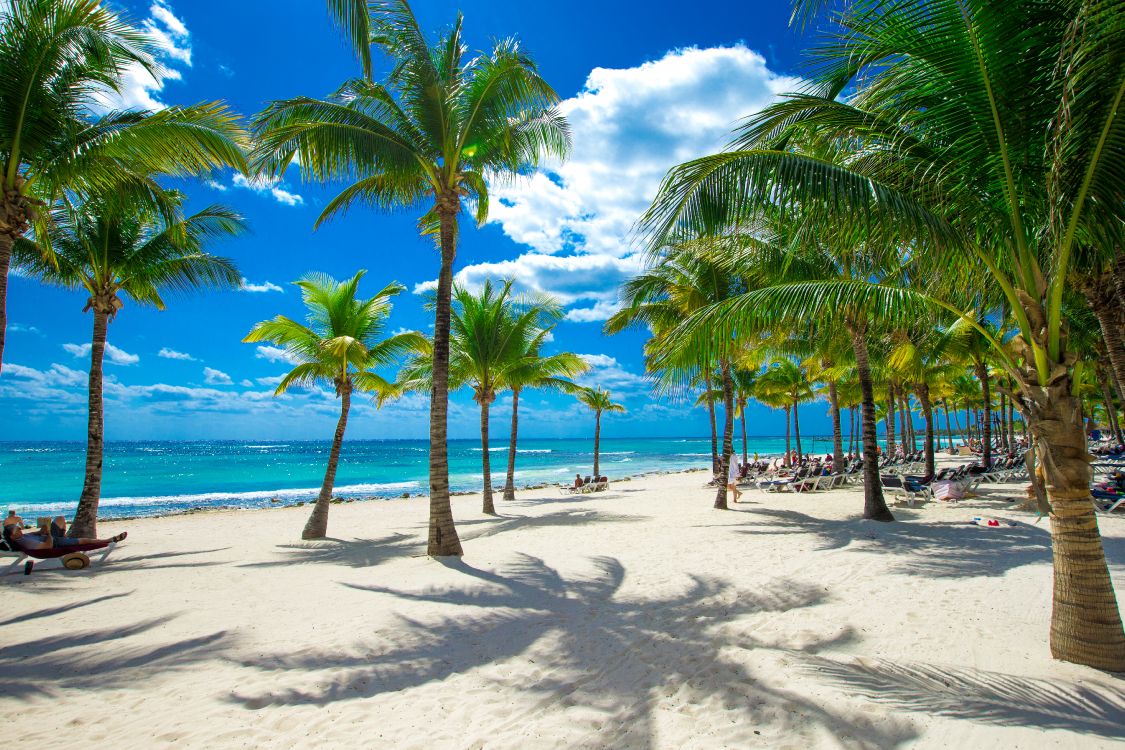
[[239, 379, 254, 387], [203, 367, 233, 385], [3, 363, 87, 388], [254, 345, 300, 365], [240, 278, 284, 293], [231, 174, 304, 206], [576, 353, 650, 395], [9, 323, 41, 335], [256, 374, 286, 386], [63, 342, 140, 366], [205, 179, 229, 192], [158, 347, 197, 361], [436, 46, 798, 321], [93, 1, 192, 112]]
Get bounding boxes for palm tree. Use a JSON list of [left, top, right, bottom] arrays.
[[15, 192, 246, 537], [500, 342, 587, 503], [640, 0, 1125, 668], [252, 0, 570, 556], [244, 271, 423, 539], [447, 280, 552, 515], [732, 367, 760, 465], [757, 359, 814, 462], [0, 0, 250, 372], [576, 387, 626, 479]]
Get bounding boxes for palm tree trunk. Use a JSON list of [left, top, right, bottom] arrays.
[[427, 203, 463, 556], [885, 383, 897, 456], [715, 362, 735, 510], [943, 398, 954, 450], [593, 411, 601, 478], [740, 401, 748, 466], [706, 372, 718, 473], [1097, 367, 1124, 444], [783, 405, 791, 466], [975, 359, 993, 466], [897, 387, 910, 453], [1020, 373, 1125, 671], [848, 323, 893, 521], [302, 381, 351, 540], [69, 308, 110, 538], [503, 388, 520, 502], [1087, 278, 1125, 406], [479, 397, 495, 514], [828, 380, 844, 470], [0, 233, 11, 375], [848, 407, 856, 456], [918, 382, 935, 481], [793, 396, 803, 461]]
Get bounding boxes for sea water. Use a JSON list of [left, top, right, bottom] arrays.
[[0, 435, 847, 519]]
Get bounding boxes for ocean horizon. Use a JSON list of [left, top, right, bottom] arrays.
[[0, 435, 855, 519]]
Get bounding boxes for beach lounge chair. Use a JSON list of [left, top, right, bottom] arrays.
[[2, 538, 121, 576]]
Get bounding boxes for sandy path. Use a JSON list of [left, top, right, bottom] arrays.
[[3, 469, 1124, 748]]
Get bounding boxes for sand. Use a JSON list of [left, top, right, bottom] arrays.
[[3, 467, 1124, 749]]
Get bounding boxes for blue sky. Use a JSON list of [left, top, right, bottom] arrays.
[[0, 0, 838, 442]]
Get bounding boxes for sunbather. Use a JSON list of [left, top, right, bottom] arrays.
[[2, 516, 125, 552], [573, 474, 584, 489], [726, 454, 742, 503]]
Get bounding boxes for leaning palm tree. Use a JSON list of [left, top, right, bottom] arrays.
[[252, 0, 570, 556], [500, 340, 587, 503], [0, 0, 250, 372], [576, 387, 626, 479], [244, 271, 423, 539], [15, 192, 246, 537], [641, 0, 1125, 668]]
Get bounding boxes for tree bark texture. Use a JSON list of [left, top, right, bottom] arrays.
[[302, 381, 351, 540], [503, 388, 520, 502], [829, 380, 845, 471], [918, 382, 935, 481], [427, 203, 463, 556], [69, 308, 110, 538], [715, 362, 734, 510], [849, 323, 893, 521], [975, 359, 993, 467], [593, 411, 601, 478], [480, 396, 495, 515]]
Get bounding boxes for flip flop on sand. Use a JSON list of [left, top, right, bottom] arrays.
[[970, 517, 1017, 527]]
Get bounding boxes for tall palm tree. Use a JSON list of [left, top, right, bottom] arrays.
[[732, 367, 760, 465], [0, 0, 250, 372], [576, 387, 625, 479], [244, 271, 423, 539], [757, 359, 814, 462], [448, 280, 550, 515], [15, 192, 246, 537], [500, 341, 587, 503], [252, 0, 570, 556], [641, 0, 1125, 668]]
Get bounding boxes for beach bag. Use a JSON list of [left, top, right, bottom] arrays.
[[932, 480, 963, 501]]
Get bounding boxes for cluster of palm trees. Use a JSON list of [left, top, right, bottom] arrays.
[[620, 0, 1125, 670], [1, 0, 580, 554]]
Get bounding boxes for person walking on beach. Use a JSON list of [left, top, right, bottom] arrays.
[[727, 454, 742, 503]]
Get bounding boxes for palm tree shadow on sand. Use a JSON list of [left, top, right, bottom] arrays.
[[802, 655, 1125, 739], [231, 554, 918, 749]]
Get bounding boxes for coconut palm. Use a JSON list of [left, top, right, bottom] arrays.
[[640, 0, 1125, 668], [576, 387, 625, 479], [244, 271, 423, 539], [500, 342, 587, 503], [732, 367, 760, 465], [0, 0, 250, 373], [15, 192, 246, 537], [252, 0, 569, 556], [756, 359, 814, 462]]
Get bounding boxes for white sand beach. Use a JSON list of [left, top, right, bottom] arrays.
[[3, 469, 1124, 749]]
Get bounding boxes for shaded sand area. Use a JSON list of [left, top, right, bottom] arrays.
[[3, 469, 1125, 748]]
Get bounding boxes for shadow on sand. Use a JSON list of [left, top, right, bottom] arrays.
[[231, 554, 918, 749], [722, 507, 1054, 578], [804, 655, 1125, 739], [1, 606, 230, 700]]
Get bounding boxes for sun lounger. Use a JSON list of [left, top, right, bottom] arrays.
[[2, 539, 120, 576]]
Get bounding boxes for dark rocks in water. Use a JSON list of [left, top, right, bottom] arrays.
[[401, 492, 410, 498], [295, 502, 305, 507], [270, 497, 281, 503]]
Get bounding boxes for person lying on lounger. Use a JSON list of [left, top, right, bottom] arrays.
[[2, 516, 125, 552]]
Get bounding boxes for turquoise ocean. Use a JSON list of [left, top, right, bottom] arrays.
[[0, 436, 847, 519]]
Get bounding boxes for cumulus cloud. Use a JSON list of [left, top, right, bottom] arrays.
[[93, 1, 192, 112], [256, 374, 286, 386], [433, 45, 798, 322], [240, 278, 284, 293], [576, 353, 650, 395], [9, 323, 41, 335], [158, 347, 197, 361], [203, 367, 233, 385], [231, 174, 304, 206], [254, 345, 300, 365], [63, 342, 139, 366]]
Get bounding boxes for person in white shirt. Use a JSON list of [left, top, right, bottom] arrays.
[[726, 454, 742, 503]]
